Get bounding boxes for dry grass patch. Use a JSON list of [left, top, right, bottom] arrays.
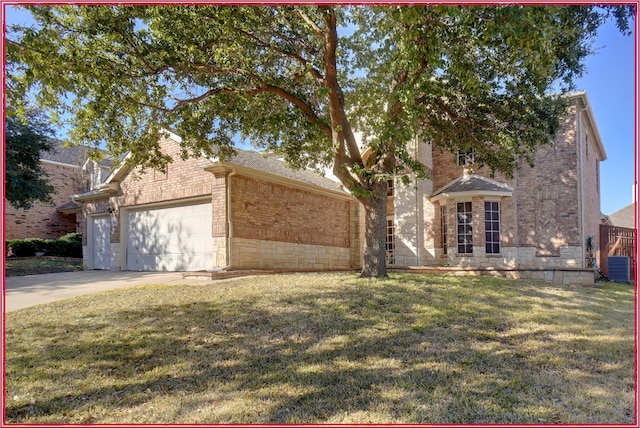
[[5, 258, 83, 276], [5, 273, 635, 424]]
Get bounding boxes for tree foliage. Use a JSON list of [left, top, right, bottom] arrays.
[[6, 5, 633, 276], [5, 110, 55, 210]]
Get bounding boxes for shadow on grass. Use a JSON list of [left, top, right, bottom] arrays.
[[5, 274, 635, 424]]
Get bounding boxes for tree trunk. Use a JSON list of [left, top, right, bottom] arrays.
[[359, 181, 389, 278]]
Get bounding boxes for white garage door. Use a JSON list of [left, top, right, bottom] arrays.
[[126, 202, 214, 271], [92, 215, 111, 270]]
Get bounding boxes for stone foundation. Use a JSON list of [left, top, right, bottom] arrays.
[[231, 237, 352, 270]]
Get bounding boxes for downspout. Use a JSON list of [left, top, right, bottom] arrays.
[[222, 168, 237, 271], [578, 102, 589, 267]]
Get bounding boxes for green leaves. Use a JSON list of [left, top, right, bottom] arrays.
[[5, 111, 56, 210], [6, 5, 631, 185]]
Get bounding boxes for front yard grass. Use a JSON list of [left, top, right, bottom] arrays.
[[5, 258, 83, 276], [4, 273, 635, 424]]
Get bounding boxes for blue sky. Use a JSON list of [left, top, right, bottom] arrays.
[[4, 6, 636, 215], [573, 17, 636, 215]]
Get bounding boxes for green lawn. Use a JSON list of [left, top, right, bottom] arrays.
[[5, 258, 83, 276], [4, 273, 635, 424]]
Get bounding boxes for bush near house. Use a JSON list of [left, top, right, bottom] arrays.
[[6, 233, 82, 258]]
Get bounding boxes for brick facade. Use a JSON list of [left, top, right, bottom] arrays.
[[231, 175, 350, 248], [77, 134, 356, 272], [392, 93, 605, 279], [70, 92, 604, 283], [5, 161, 86, 240]]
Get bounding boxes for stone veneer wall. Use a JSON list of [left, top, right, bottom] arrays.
[[232, 238, 352, 270], [5, 161, 86, 240]]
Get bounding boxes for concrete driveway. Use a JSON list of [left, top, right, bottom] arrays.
[[4, 270, 213, 312]]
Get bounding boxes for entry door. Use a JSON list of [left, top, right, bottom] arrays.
[[92, 215, 111, 270]]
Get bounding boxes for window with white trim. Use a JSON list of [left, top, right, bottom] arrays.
[[484, 201, 500, 254], [456, 148, 476, 166], [385, 217, 395, 265], [457, 202, 473, 254], [441, 206, 448, 255]]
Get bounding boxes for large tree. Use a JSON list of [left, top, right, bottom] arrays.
[[6, 5, 633, 276], [5, 110, 55, 210]]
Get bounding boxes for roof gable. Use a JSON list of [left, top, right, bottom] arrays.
[[433, 174, 512, 196], [220, 150, 343, 192]]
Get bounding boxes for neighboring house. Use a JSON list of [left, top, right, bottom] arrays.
[[605, 203, 635, 229], [72, 92, 605, 284], [5, 141, 113, 240]]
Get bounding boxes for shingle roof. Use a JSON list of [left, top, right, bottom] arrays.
[[56, 200, 82, 213], [607, 203, 635, 229], [40, 140, 89, 166], [41, 139, 111, 168], [223, 149, 345, 193], [433, 174, 513, 197]]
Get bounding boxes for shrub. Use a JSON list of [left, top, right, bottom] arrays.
[[7, 239, 39, 257], [59, 232, 82, 243], [7, 233, 82, 258]]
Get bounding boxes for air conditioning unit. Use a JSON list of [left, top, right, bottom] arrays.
[[608, 256, 631, 283]]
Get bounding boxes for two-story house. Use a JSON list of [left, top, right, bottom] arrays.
[[70, 92, 604, 284]]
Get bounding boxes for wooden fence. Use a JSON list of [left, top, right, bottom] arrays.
[[599, 224, 636, 281]]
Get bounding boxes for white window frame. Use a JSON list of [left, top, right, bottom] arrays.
[[441, 205, 448, 255], [386, 216, 395, 265], [456, 201, 473, 254], [484, 201, 501, 255], [456, 148, 476, 166]]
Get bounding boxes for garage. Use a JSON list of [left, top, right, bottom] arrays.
[[125, 201, 215, 271]]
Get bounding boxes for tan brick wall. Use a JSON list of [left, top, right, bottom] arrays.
[[431, 148, 512, 192], [430, 101, 592, 270], [231, 175, 351, 248], [431, 148, 465, 191], [514, 106, 580, 253], [5, 162, 86, 240], [115, 136, 214, 210]]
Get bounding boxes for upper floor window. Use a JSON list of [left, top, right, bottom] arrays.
[[456, 148, 476, 166], [387, 179, 394, 197]]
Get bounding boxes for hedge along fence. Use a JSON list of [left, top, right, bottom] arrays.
[[6, 233, 82, 258]]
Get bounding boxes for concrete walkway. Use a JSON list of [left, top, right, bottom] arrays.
[[4, 270, 215, 312]]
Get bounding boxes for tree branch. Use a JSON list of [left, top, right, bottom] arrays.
[[231, 26, 325, 85], [295, 8, 324, 38]]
